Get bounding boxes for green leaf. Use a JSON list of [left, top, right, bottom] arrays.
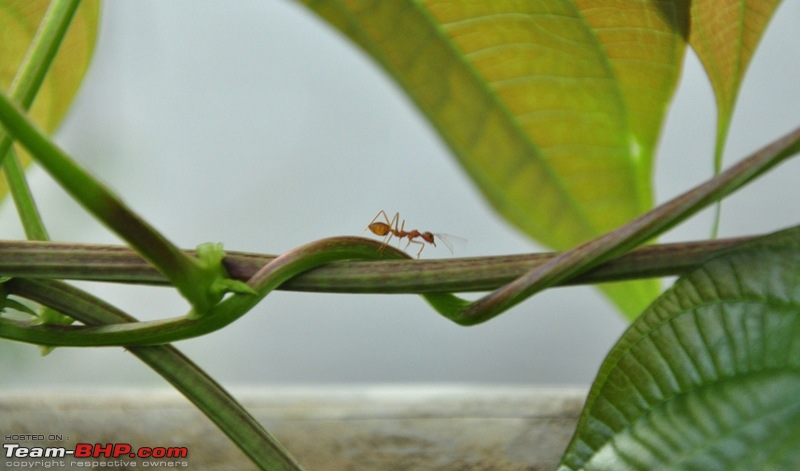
[[300, 1, 690, 317], [0, 0, 100, 196], [188, 242, 256, 319], [35, 306, 75, 356], [688, 0, 782, 175], [558, 225, 800, 470]]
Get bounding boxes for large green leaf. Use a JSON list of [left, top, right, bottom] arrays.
[[0, 0, 100, 195], [688, 0, 783, 173], [300, 1, 690, 317], [558, 225, 800, 470]]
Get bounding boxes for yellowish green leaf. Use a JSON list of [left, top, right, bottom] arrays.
[[0, 0, 100, 195], [301, 1, 689, 318], [688, 0, 782, 173]]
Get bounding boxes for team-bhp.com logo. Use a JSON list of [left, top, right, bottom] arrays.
[[5, 442, 188, 464]]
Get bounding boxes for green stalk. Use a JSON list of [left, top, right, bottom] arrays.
[[1, 0, 82, 239], [710, 112, 733, 238], [4, 147, 49, 240]]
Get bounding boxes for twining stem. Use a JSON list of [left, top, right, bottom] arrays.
[[2, 123, 799, 345], [1, 238, 403, 346], [0, 236, 752, 292]]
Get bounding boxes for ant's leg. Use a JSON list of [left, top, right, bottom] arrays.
[[383, 212, 400, 247], [368, 210, 393, 226], [407, 239, 425, 258], [367, 211, 396, 251], [364, 209, 397, 231], [366, 210, 393, 242], [375, 211, 398, 246], [397, 218, 408, 248], [376, 235, 390, 254]]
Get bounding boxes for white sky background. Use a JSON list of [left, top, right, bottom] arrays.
[[2, 1, 799, 387]]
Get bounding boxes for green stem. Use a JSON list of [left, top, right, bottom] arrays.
[[0, 228, 771, 345], [0, 89, 226, 312], [4, 147, 49, 240], [1, 0, 82, 239], [710, 106, 734, 238], [6, 278, 303, 471], [0, 236, 753, 292]]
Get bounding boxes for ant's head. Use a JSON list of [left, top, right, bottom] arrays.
[[421, 232, 436, 245]]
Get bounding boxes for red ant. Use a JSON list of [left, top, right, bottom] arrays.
[[366, 210, 459, 258]]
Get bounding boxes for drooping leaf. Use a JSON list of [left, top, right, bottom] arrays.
[[300, 1, 690, 317], [558, 225, 800, 470], [0, 0, 100, 195], [688, 0, 783, 173]]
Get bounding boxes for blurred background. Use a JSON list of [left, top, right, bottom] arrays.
[[1, 0, 799, 387]]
